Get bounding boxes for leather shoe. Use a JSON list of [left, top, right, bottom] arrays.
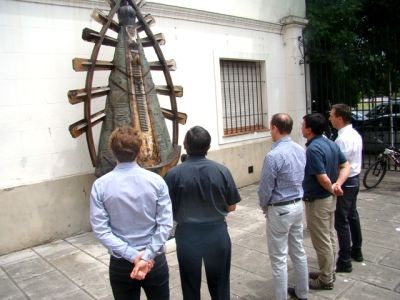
[[309, 278, 334, 290], [287, 287, 307, 300], [336, 262, 352, 273], [351, 249, 364, 262]]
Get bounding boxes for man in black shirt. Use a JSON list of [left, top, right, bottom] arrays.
[[164, 126, 241, 300]]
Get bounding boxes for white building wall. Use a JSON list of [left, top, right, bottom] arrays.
[[0, 0, 307, 254]]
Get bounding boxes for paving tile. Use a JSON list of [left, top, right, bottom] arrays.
[[363, 229, 400, 250], [0, 268, 27, 300], [342, 261, 400, 290], [0, 249, 37, 266], [355, 243, 391, 264], [169, 286, 183, 300], [231, 229, 268, 254], [166, 252, 179, 268], [230, 267, 272, 299], [50, 251, 105, 278], [18, 270, 79, 300], [97, 254, 110, 266], [66, 232, 108, 258], [169, 281, 216, 300], [167, 265, 181, 289], [67, 266, 113, 299], [33, 240, 80, 262], [360, 217, 399, 234], [379, 250, 400, 270], [339, 280, 400, 300], [357, 197, 386, 211], [231, 244, 269, 277], [55, 290, 94, 300], [2, 256, 54, 282], [227, 214, 265, 236]]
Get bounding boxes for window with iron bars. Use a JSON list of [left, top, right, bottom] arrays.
[[220, 59, 266, 136]]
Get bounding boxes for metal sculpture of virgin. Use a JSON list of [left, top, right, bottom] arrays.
[[67, 0, 186, 177]]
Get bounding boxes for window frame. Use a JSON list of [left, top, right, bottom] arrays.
[[213, 51, 269, 145]]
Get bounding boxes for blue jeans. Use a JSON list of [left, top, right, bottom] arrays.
[[109, 253, 169, 300], [267, 201, 309, 300], [335, 175, 363, 265]]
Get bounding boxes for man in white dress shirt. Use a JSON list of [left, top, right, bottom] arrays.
[[329, 104, 364, 273]]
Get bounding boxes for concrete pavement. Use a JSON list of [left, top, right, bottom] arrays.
[[1, 171, 400, 299]]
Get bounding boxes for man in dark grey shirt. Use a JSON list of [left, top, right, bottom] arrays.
[[164, 126, 241, 300]]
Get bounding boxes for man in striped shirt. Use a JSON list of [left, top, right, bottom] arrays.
[[258, 113, 308, 300]]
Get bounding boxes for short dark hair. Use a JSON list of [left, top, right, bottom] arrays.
[[271, 113, 293, 134], [184, 126, 211, 156], [109, 126, 142, 162], [303, 113, 327, 135], [332, 103, 352, 124]]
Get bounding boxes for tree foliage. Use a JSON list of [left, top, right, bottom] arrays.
[[305, 0, 400, 110]]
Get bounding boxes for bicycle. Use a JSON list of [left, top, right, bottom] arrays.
[[363, 140, 400, 189]]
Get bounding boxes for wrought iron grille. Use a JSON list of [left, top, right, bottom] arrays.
[[220, 60, 266, 136]]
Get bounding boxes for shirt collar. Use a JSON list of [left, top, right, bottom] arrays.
[[115, 161, 139, 170], [305, 135, 323, 147], [186, 155, 206, 161], [338, 124, 353, 135], [272, 136, 291, 149]]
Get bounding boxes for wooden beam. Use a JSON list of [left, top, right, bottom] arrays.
[[68, 86, 110, 104], [91, 8, 120, 33], [140, 33, 165, 47], [149, 59, 176, 71], [82, 27, 117, 47], [161, 108, 187, 125], [156, 85, 183, 97], [69, 110, 106, 138], [72, 58, 114, 72]]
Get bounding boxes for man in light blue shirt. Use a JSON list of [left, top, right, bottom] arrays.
[[90, 126, 173, 300], [258, 113, 308, 300]]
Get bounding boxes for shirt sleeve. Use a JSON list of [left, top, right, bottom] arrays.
[[142, 181, 173, 261], [89, 181, 139, 263], [164, 170, 179, 220], [258, 154, 277, 207], [225, 169, 241, 206], [337, 146, 348, 165], [335, 137, 352, 161], [305, 147, 326, 175]]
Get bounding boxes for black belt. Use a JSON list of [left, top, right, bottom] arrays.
[[269, 198, 301, 207], [303, 197, 315, 202], [303, 195, 332, 202]]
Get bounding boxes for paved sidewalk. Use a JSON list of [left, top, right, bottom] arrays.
[[1, 172, 399, 299]]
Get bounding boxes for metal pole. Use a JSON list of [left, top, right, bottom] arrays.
[[389, 72, 394, 147]]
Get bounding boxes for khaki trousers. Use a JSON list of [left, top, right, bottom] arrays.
[[305, 196, 337, 284]]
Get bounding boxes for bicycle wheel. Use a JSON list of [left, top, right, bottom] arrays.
[[363, 159, 387, 189]]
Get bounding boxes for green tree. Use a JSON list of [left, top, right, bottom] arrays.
[[305, 0, 400, 111]]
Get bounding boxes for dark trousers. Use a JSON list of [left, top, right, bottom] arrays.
[[175, 221, 231, 300], [109, 253, 169, 300], [334, 175, 363, 265]]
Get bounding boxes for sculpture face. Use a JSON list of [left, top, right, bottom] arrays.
[[68, 0, 186, 177]]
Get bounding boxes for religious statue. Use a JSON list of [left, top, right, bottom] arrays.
[[68, 0, 186, 177]]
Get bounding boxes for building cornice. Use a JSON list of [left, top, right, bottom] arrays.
[[15, 0, 109, 9], [280, 15, 309, 28], [143, 2, 283, 34], [15, 0, 288, 34]]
